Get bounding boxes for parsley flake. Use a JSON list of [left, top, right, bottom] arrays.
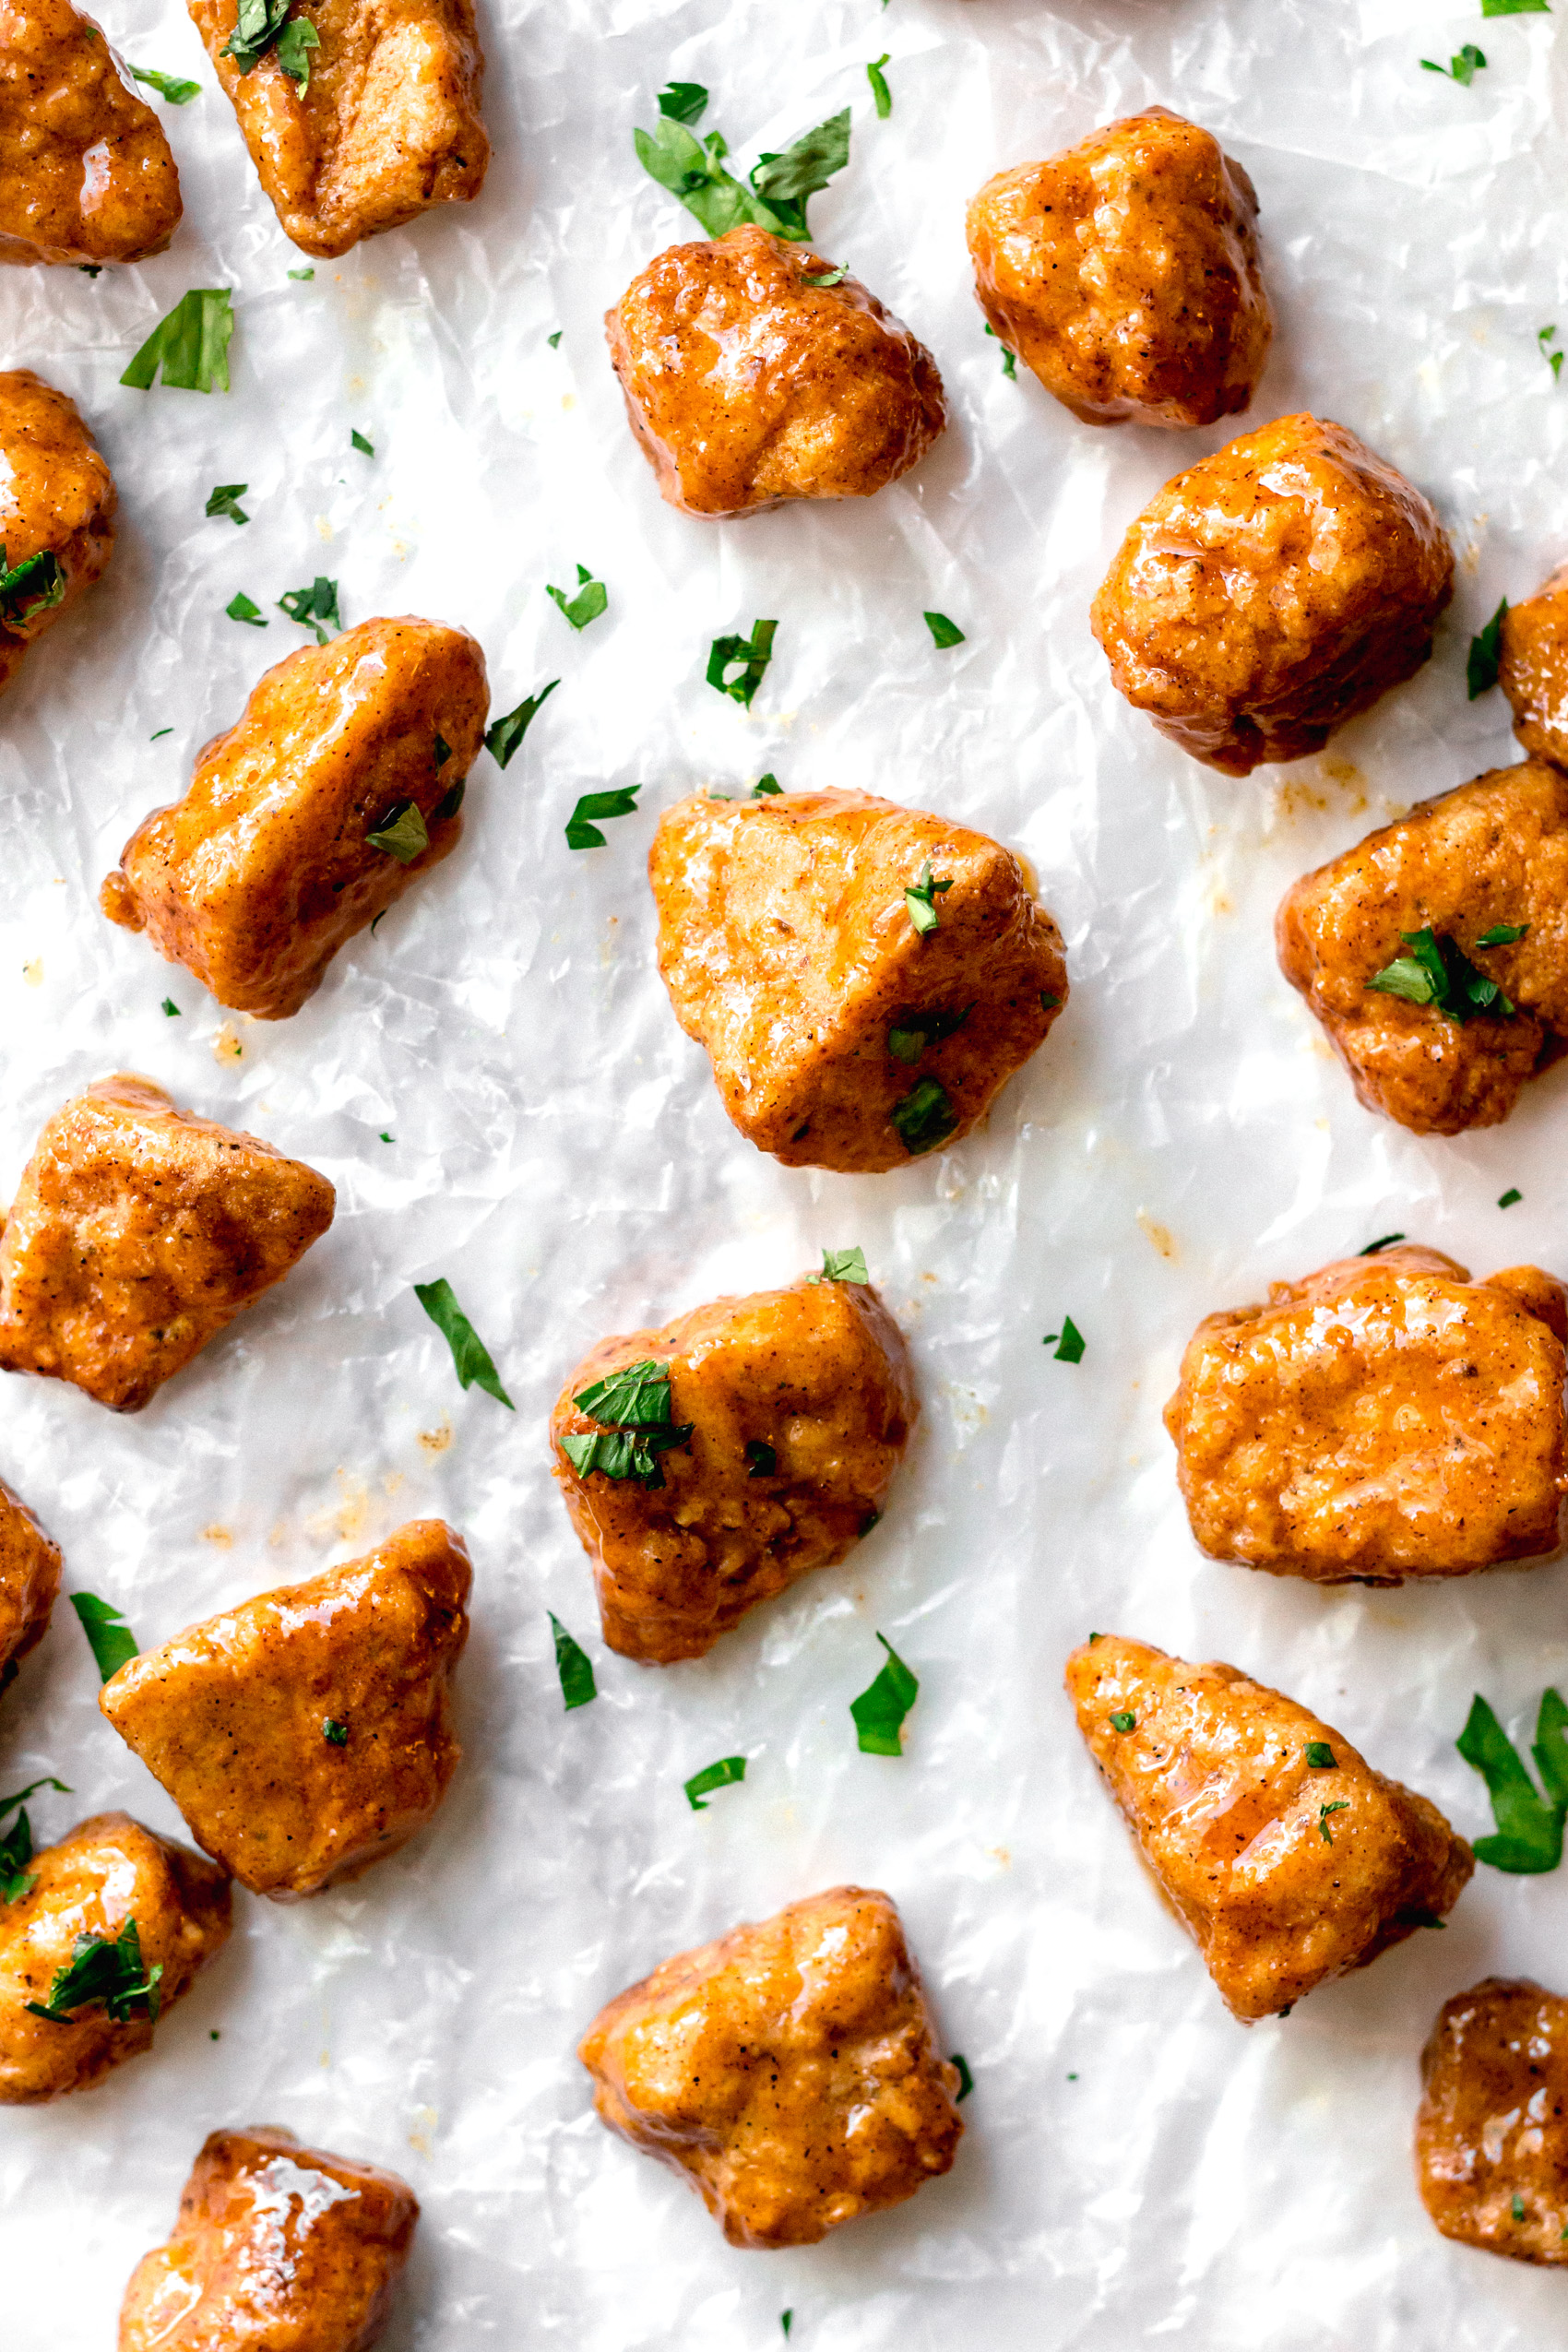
[[25, 1917, 162, 2025], [1476, 921, 1528, 945], [548, 1611, 598, 1709], [322, 1718, 348, 1745], [888, 1005, 968, 1062], [1305, 1741, 1337, 1769], [161, 997, 181, 1016], [0, 1776, 71, 1905], [684, 1754, 746, 1811], [121, 289, 233, 392], [0, 547, 65, 629], [1359, 1232, 1406, 1255], [802, 265, 849, 287], [905, 861, 954, 936], [130, 65, 201, 101], [1457, 1688, 1568, 1871], [1513, 2192, 1527, 2222], [744, 1439, 777, 1478], [923, 612, 966, 649], [222, 0, 315, 75], [205, 482, 249, 525], [379, 1130, 393, 1142], [546, 329, 562, 348], [814, 1245, 869, 1285], [275, 15, 318, 85], [1318, 1801, 1349, 1843], [78, 264, 101, 277], [1043, 1316, 1085, 1363], [1543, 326, 1564, 382], [351, 428, 374, 457], [279, 575, 340, 643], [485, 678, 559, 767], [753, 772, 782, 796], [1420, 42, 1486, 81], [365, 801, 428, 863], [951, 2053, 974, 2100], [1483, 0, 1549, 11], [414, 1277, 514, 1408], [1468, 599, 1509, 696], [657, 80, 707, 124], [891, 1075, 956, 1156], [150, 727, 172, 740], [288, 267, 315, 280], [565, 786, 640, 849], [226, 591, 265, 625], [636, 98, 850, 244], [1367, 926, 1515, 1024], [851, 1633, 920, 1755], [1110, 1710, 1135, 1733], [1500, 1186, 1523, 1207], [564, 1358, 694, 1487], [866, 53, 892, 116], [781, 2316, 793, 2341], [70, 1592, 137, 1682], [984, 324, 1018, 378], [547, 564, 607, 631], [707, 617, 777, 707]]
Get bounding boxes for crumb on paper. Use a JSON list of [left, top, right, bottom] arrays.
[[419, 1417, 453, 1454], [315, 517, 334, 542], [987, 1846, 1011, 1870], [1137, 1210, 1177, 1261], [383, 1470, 406, 1495], [21, 958, 42, 986], [408, 2104, 437, 2157], [212, 1022, 243, 1063], [306, 1468, 370, 1545], [202, 1524, 232, 1547]]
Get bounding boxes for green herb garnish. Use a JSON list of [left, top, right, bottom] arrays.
[[222, 0, 315, 75], [0, 547, 65, 629], [1500, 1186, 1523, 1207], [226, 591, 266, 625], [322, 1718, 348, 1745], [70, 1593, 137, 1682], [25, 1917, 162, 2025], [814, 1245, 869, 1285], [923, 612, 965, 648], [351, 428, 374, 456], [905, 861, 953, 936], [851, 1633, 919, 1755], [1475, 921, 1528, 945], [547, 329, 562, 347], [275, 16, 318, 86], [414, 1277, 514, 1408], [485, 678, 558, 768], [1420, 42, 1486, 81], [1318, 1801, 1349, 1843], [565, 786, 640, 849], [564, 1358, 694, 1487], [866, 53, 892, 115], [984, 323, 1018, 378], [1543, 326, 1564, 382], [951, 2053, 974, 2101], [1110, 1710, 1135, 1732], [278, 575, 340, 643], [636, 98, 850, 244], [288, 267, 315, 280], [1513, 2192, 1527, 2221], [1483, 0, 1549, 13], [547, 564, 607, 631], [365, 801, 427, 863], [781, 2315, 793, 2340], [1305, 1741, 1336, 1769], [1043, 1316, 1085, 1363], [744, 1439, 777, 1477], [151, 728, 172, 740], [1458, 1689, 1568, 1871], [1366, 926, 1516, 1023], [161, 998, 180, 1016], [684, 1754, 746, 1811], [130, 65, 201, 101], [1359, 1232, 1405, 1254], [887, 1005, 968, 1063], [891, 1075, 956, 1155], [0, 1777, 72, 1904], [802, 265, 849, 287], [707, 617, 777, 707], [205, 482, 248, 525], [121, 289, 233, 392], [548, 1612, 597, 1710], [752, 772, 782, 796], [657, 80, 707, 123]]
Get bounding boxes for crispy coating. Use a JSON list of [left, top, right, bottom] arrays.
[[1277, 762, 1568, 1134], [0, 1075, 335, 1412], [1417, 1978, 1568, 2264], [1165, 1245, 1568, 1583], [0, 369, 115, 700], [1066, 1634, 1472, 2023], [650, 789, 1068, 1171], [1091, 411, 1454, 774], [100, 1520, 470, 1901], [188, 0, 487, 258], [606, 225, 946, 518], [1500, 564, 1568, 769], [120, 2125, 418, 2350], [0, 1475, 60, 1702], [101, 618, 489, 1020], [0, 1812, 231, 2104], [966, 106, 1271, 430], [579, 1885, 963, 2248], [0, 0, 181, 265], [552, 1277, 916, 1664]]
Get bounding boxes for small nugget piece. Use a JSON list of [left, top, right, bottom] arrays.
[[1067, 1634, 1472, 2023], [1092, 411, 1454, 774], [0, 0, 181, 265], [606, 224, 946, 517], [188, 0, 487, 258], [552, 1277, 916, 1663], [101, 618, 489, 1019], [651, 789, 1068, 1170], [1277, 762, 1568, 1134], [966, 106, 1271, 429], [579, 1885, 963, 2247], [0, 1812, 231, 2104], [101, 1520, 470, 1900], [120, 2125, 419, 2350], [0, 1476, 61, 1702], [1417, 1978, 1568, 2264], [1166, 1245, 1568, 1582], [1500, 564, 1568, 770], [0, 370, 115, 700], [0, 1075, 335, 1412]]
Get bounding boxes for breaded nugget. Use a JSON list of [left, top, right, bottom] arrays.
[[0, 1477, 61, 1702], [101, 1520, 470, 1899], [1067, 1633, 1472, 2022], [1500, 564, 1568, 770], [101, 618, 488, 1019], [579, 1885, 963, 2247], [1092, 411, 1454, 773], [0, 370, 114, 699], [607, 224, 945, 517], [967, 106, 1271, 429], [0, 0, 181, 265], [1417, 1978, 1568, 2263], [650, 788, 1068, 1170], [1165, 1245, 1568, 1582], [552, 1275, 916, 1663]]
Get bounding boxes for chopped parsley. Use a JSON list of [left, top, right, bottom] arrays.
[[1457, 1688, 1568, 1871], [635, 96, 850, 244], [657, 79, 707, 123], [78, 264, 101, 277], [365, 801, 428, 863], [753, 773, 782, 796], [222, 0, 315, 76], [866, 53, 892, 116], [1475, 921, 1528, 945], [891, 1075, 956, 1155], [288, 267, 315, 280], [744, 1439, 778, 1477], [905, 861, 953, 936], [379, 1130, 393, 1141], [25, 1917, 162, 2025], [226, 591, 265, 625], [851, 1633, 919, 1755], [322, 1718, 348, 1745], [563, 1358, 693, 1487], [1543, 326, 1563, 383], [485, 679, 559, 767], [0, 1776, 71, 1904], [1366, 926, 1516, 1023], [547, 329, 562, 348], [1500, 1186, 1523, 1207], [548, 1612, 598, 1710], [121, 289, 233, 392], [1513, 2192, 1527, 2222], [279, 575, 340, 643], [205, 482, 249, 525], [802, 265, 849, 287], [951, 2053, 974, 2101], [1358, 1232, 1405, 1255], [984, 324, 1018, 378], [781, 2316, 793, 2340], [1420, 42, 1486, 81], [707, 617, 777, 707], [1317, 1801, 1349, 1842], [888, 1007, 968, 1063], [434, 735, 452, 769], [0, 548, 65, 630], [413, 1277, 514, 1408], [924, 612, 965, 648], [565, 786, 640, 849], [161, 998, 180, 1016], [684, 1754, 746, 1811], [1482, 0, 1549, 12], [1043, 1316, 1085, 1363], [814, 1245, 869, 1284], [1110, 1711, 1135, 1733], [547, 564, 607, 631], [150, 728, 172, 740], [351, 428, 374, 456], [130, 65, 201, 101], [1305, 1741, 1337, 1769], [275, 16, 318, 86], [70, 1592, 137, 1682]]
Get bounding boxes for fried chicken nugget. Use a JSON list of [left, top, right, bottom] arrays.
[[0, 370, 114, 700], [0, 0, 181, 266], [1417, 1978, 1568, 2265], [1500, 564, 1568, 770], [0, 1476, 60, 1703]]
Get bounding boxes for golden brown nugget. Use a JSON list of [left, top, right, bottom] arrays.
[[1092, 411, 1454, 775], [188, 0, 487, 258], [1067, 1634, 1472, 2023], [1417, 1978, 1568, 2264], [0, 1075, 335, 1412], [0, 370, 115, 700], [1500, 564, 1568, 769], [101, 618, 489, 1020], [0, 1476, 61, 1701], [579, 1885, 963, 2248], [651, 789, 1068, 1171], [1166, 1245, 1568, 1583], [119, 2125, 419, 2350], [1277, 763, 1568, 1134], [101, 1520, 470, 1900], [606, 224, 946, 517], [552, 1277, 916, 1664], [966, 106, 1271, 430], [0, 1812, 231, 2104], [0, 0, 181, 266]]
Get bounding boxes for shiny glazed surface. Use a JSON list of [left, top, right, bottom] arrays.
[[1500, 562, 1568, 769], [650, 787, 1068, 1171], [1091, 410, 1455, 774], [551, 1277, 917, 1663], [119, 2124, 419, 2349], [0, 1811, 231, 2104], [101, 617, 489, 1019], [1164, 1245, 1568, 1582], [605, 224, 946, 517], [0, 1473, 60, 1702], [0, 367, 114, 697], [187, 0, 487, 257], [100, 1519, 470, 1900], [1066, 1634, 1473, 2024], [0, 1074, 336, 1412], [966, 106, 1271, 429], [0, 0, 180, 264], [1277, 762, 1568, 1134], [578, 1884, 963, 2248], [1416, 1977, 1568, 2265]]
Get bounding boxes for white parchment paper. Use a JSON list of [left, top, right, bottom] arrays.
[[3, 0, 1568, 2340]]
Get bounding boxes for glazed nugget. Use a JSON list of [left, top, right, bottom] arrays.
[[1066, 1634, 1472, 2023], [0, 1075, 336, 1412], [606, 225, 945, 517], [1091, 412, 1454, 774], [579, 1885, 963, 2248], [1417, 1978, 1568, 2265], [1165, 1245, 1568, 1583], [1277, 762, 1568, 1134], [188, 0, 487, 258], [552, 1277, 915, 1663], [1500, 564, 1568, 769], [0, 1476, 61, 1702], [0, 370, 114, 700], [101, 1521, 470, 1900], [0, 1812, 231, 2104], [120, 2125, 418, 2350], [0, 0, 181, 265], [651, 789, 1068, 1171], [101, 618, 488, 1020], [966, 106, 1271, 430]]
